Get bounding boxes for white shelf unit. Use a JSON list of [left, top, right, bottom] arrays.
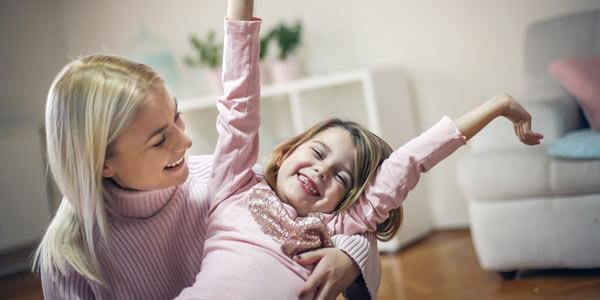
[[179, 68, 433, 252]]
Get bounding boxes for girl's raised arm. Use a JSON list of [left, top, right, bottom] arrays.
[[455, 93, 543, 144], [209, 0, 261, 205], [330, 94, 543, 235]]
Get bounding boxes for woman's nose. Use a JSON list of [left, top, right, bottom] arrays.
[[175, 127, 193, 151]]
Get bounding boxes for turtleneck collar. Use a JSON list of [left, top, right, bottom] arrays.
[[103, 180, 179, 219]]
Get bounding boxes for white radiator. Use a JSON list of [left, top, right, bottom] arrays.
[[0, 127, 51, 257]]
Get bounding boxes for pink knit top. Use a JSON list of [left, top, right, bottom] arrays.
[[175, 18, 465, 300]]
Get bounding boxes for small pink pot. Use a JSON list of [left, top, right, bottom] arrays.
[[270, 58, 300, 84]]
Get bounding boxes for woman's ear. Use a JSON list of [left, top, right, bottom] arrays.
[[102, 159, 115, 178]]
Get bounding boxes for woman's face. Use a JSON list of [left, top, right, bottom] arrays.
[[102, 85, 192, 191]]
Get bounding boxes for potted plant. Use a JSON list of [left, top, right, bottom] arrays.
[[183, 30, 223, 95], [267, 21, 303, 83]]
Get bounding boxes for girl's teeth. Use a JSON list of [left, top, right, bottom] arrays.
[[299, 175, 318, 195]]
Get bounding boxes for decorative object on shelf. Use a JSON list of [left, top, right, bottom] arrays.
[[267, 21, 303, 83], [183, 30, 224, 95], [128, 25, 180, 95]]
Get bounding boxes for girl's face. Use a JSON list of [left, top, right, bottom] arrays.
[[276, 127, 355, 217], [102, 85, 192, 191]]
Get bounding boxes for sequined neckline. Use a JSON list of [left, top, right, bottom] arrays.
[[247, 185, 333, 257]]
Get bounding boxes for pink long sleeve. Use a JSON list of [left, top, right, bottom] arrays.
[[330, 116, 467, 235], [209, 18, 262, 209]]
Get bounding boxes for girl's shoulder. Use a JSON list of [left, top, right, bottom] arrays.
[[185, 155, 214, 184]]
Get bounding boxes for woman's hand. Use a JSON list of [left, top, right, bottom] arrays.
[[294, 248, 360, 300], [497, 94, 544, 145]]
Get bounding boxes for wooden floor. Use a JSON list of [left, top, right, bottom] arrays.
[[2, 229, 599, 299]]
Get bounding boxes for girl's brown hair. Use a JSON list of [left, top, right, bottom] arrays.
[[264, 119, 403, 241]]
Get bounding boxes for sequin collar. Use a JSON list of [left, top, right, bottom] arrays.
[[247, 185, 333, 257]]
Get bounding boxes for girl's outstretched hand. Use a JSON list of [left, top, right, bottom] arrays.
[[499, 94, 544, 145], [455, 93, 544, 145], [294, 248, 360, 300]]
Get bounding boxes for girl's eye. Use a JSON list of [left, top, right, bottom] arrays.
[[311, 147, 323, 159], [336, 174, 348, 187], [153, 136, 166, 147]]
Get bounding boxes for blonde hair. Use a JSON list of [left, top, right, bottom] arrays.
[[264, 119, 403, 241], [33, 54, 163, 285]]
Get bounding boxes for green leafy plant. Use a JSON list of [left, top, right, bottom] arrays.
[[259, 36, 270, 61], [268, 21, 302, 60], [183, 30, 222, 69]]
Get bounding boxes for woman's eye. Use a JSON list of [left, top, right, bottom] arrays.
[[175, 111, 182, 122], [153, 136, 166, 147]]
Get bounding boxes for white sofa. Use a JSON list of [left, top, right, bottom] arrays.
[[457, 10, 600, 278]]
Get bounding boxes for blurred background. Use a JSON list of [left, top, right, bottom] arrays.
[[2, 0, 600, 279]]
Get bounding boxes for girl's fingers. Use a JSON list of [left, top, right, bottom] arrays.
[[522, 122, 543, 145]]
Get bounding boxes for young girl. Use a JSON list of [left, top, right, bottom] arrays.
[[176, 2, 543, 300], [34, 1, 382, 299]]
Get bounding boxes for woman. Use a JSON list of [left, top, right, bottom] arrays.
[[34, 1, 380, 299]]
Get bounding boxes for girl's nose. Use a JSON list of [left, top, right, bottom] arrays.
[[315, 164, 330, 180]]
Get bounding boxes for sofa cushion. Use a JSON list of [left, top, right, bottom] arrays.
[[458, 147, 551, 201], [549, 55, 600, 130], [548, 129, 600, 159], [549, 156, 600, 195], [458, 146, 600, 201]]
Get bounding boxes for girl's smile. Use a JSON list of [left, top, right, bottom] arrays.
[[297, 173, 320, 197]]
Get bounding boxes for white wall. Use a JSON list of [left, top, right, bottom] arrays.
[[5, 0, 600, 228], [0, 0, 67, 129]]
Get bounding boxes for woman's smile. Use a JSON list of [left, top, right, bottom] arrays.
[[164, 155, 186, 171]]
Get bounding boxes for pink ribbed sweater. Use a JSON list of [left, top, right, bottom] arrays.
[[40, 155, 379, 299]]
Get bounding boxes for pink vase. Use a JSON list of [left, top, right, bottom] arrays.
[[205, 68, 223, 95], [270, 58, 300, 84]]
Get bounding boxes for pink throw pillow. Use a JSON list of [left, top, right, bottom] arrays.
[[549, 55, 600, 130]]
